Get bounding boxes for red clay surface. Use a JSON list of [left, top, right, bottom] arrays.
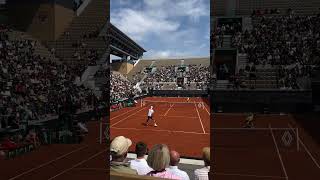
[[0, 121, 106, 180], [110, 97, 210, 158], [213, 113, 320, 180]]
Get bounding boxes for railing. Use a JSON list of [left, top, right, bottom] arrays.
[[110, 171, 171, 180]]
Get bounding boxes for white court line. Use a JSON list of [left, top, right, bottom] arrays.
[[135, 115, 199, 119], [214, 113, 289, 116], [110, 107, 147, 127], [110, 106, 143, 120], [203, 104, 210, 115], [73, 168, 106, 171], [269, 124, 288, 180], [48, 148, 107, 180], [163, 103, 174, 116], [214, 172, 287, 179], [288, 123, 320, 169], [194, 103, 206, 134], [8, 145, 88, 180], [111, 127, 209, 135]]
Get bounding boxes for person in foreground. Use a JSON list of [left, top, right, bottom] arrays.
[[194, 147, 210, 180], [130, 141, 153, 175], [146, 144, 181, 179], [166, 150, 190, 180], [110, 136, 137, 175]]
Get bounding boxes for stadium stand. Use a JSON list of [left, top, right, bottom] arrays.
[[47, 0, 107, 66], [0, 0, 109, 160], [123, 58, 210, 91], [110, 71, 134, 103], [213, 2, 320, 90], [0, 23, 98, 158]]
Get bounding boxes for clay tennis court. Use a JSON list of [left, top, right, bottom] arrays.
[[0, 121, 106, 180], [213, 113, 320, 180], [109, 97, 210, 158]]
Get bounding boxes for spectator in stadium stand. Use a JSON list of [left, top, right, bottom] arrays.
[[110, 136, 137, 175], [77, 119, 88, 134], [1, 135, 18, 150], [166, 150, 190, 180], [146, 144, 181, 179], [194, 147, 210, 180], [0, 150, 5, 160], [0, 25, 93, 129], [25, 129, 41, 148], [130, 141, 153, 175]]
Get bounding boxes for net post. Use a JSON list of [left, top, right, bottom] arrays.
[[99, 121, 102, 144], [296, 128, 299, 151]]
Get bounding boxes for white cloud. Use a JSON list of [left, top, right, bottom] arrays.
[[119, 0, 130, 5], [143, 0, 209, 21], [111, 0, 209, 58], [111, 8, 179, 41], [145, 49, 190, 58]]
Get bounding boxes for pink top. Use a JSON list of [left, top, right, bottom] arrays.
[[148, 170, 182, 180]]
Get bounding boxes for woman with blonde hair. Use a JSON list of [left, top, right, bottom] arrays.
[[146, 144, 181, 179]]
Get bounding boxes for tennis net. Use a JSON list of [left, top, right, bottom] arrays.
[[213, 127, 300, 151], [141, 100, 205, 109]]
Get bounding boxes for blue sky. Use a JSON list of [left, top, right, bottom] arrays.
[[110, 0, 210, 59]]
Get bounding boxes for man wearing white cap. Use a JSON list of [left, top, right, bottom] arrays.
[[145, 106, 157, 127], [110, 136, 137, 175]]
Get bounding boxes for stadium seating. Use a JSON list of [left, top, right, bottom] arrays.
[[110, 71, 135, 102], [0, 24, 94, 136], [234, 0, 320, 15], [46, 0, 107, 66], [126, 58, 210, 91], [228, 13, 319, 89]]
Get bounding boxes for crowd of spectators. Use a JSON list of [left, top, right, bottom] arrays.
[[71, 39, 99, 66], [110, 72, 134, 102], [216, 22, 242, 35], [231, 12, 320, 89], [144, 66, 176, 83], [110, 135, 210, 180], [137, 64, 210, 90], [0, 25, 95, 130], [0, 128, 43, 159], [186, 65, 210, 83]]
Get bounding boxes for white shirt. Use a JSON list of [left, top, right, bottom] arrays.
[[148, 109, 154, 117], [194, 166, 210, 180], [130, 158, 153, 175], [166, 166, 190, 180]]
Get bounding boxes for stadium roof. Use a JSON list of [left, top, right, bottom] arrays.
[[109, 23, 146, 60]]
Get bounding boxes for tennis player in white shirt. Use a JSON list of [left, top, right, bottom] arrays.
[[145, 106, 157, 127]]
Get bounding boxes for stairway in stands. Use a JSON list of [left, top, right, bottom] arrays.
[[79, 52, 109, 98], [47, 0, 108, 66], [215, 80, 230, 89], [237, 53, 248, 70], [222, 35, 232, 48], [237, 55, 278, 89], [240, 67, 278, 89], [242, 16, 253, 31]]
